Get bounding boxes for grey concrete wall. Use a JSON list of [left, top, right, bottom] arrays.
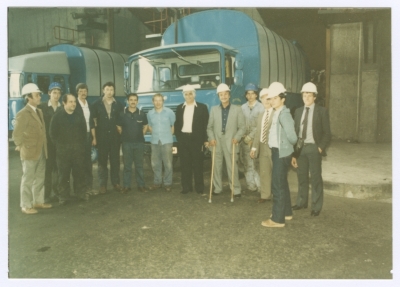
[[8, 8, 161, 58], [8, 8, 85, 57], [376, 19, 392, 143], [113, 9, 159, 56], [329, 21, 391, 143], [329, 23, 361, 142]]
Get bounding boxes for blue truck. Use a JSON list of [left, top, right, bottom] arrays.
[[8, 44, 128, 132], [123, 9, 310, 153]]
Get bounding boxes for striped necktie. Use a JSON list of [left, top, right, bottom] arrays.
[[261, 110, 270, 144]]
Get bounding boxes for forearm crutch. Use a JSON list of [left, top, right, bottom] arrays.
[[231, 143, 235, 203], [208, 146, 216, 203]]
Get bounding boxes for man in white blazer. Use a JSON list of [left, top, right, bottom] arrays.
[[207, 83, 246, 197]]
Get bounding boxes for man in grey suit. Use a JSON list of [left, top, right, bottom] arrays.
[[250, 88, 274, 203], [291, 82, 331, 216], [207, 83, 246, 197]]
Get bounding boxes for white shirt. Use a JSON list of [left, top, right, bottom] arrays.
[[47, 100, 61, 112], [181, 101, 197, 133], [78, 98, 91, 132]]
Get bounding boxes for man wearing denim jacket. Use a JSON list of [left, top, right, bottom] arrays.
[[261, 82, 298, 228]]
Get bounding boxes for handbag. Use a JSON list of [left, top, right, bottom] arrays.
[[293, 138, 304, 158]]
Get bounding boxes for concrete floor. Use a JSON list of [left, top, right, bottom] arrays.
[[7, 142, 393, 280]]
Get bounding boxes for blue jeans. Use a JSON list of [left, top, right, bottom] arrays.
[[271, 148, 293, 224], [122, 142, 145, 188], [151, 142, 173, 186]]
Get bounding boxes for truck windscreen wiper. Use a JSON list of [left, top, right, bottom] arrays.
[[138, 55, 165, 65], [171, 49, 202, 67]]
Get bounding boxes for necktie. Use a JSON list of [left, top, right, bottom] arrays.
[[261, 110, 270, 144], [302, 107, 310, 140], [36, 109, 42, 123]]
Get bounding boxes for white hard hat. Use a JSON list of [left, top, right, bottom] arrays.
[[266, 82, 286, 99], [300, 82, 318, 94], [21, 83, 42, 96], [259, 88, 269, 98], [182, 84, 195, 93], [216, 83, 230, 94]]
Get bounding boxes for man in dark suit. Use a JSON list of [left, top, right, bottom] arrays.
[[91, 82, 124, 194], [50, 94, 88, 204], [74, 83, 97, 195], [175, 85, 209, 194], [38, 82, 62, 202], [13, 83, 51, 214], [291, 82, 331, 216]]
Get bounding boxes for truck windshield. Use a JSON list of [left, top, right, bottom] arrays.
[[130, 49, 221, 93]]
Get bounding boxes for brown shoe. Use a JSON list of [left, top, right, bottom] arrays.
[[33, 203, 52, 209], [164, 185, 172, 192], [113, 184, 123, 192], [261, 219, 285, 228], [257, 198, 268, 203], [21, 207, 38, 214], [99, 186, 107, 194], [138, 187, 148, 193], [148, 184, 161, 191]]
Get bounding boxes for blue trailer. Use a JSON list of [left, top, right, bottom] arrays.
[[124, 9, 310, 151], [8, 44, 128, 132]]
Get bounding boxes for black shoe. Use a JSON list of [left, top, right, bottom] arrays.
[[234, 194, 241, 198], [292, 205, 307, 210], [196, 190, 204, 194], [311, 210, 320, 216], [212, 191, 220, 196], [180, 190, 190, 194]]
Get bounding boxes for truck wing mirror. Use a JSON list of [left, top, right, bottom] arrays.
[[234, 70, 243, 86], [234, 53, 244, 70]]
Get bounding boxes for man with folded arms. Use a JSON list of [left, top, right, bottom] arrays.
[[117, 93, 148, 193]]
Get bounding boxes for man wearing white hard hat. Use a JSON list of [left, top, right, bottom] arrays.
[[239, 83, 264, 194], [13, 83, 52, 214], [291, 82, 331, 216], [250, 88, 274, 203], [207, 83, 245, 197], [174, 85, 209, 194], [261, 82, 297, 228]]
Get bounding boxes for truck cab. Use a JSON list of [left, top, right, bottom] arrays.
[[8, 52, 70, 131], [124, 42, 244, 147]]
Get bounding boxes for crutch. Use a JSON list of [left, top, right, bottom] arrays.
[[231, 143, 235, 203], [208, 146, 216, 203]]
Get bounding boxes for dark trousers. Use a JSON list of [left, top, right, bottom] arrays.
[[122, 142, 145, 188], [74, 132, 93, 191], [56, 144, 85, 201], [44, 142, 58, 200], [97, 139, 120, 187], [295, 143, 324, 212], [270, 148, 293, 224], [178, 133, 204, 193]]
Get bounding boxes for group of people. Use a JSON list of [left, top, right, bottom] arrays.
[[13, 80, 331, 229]]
